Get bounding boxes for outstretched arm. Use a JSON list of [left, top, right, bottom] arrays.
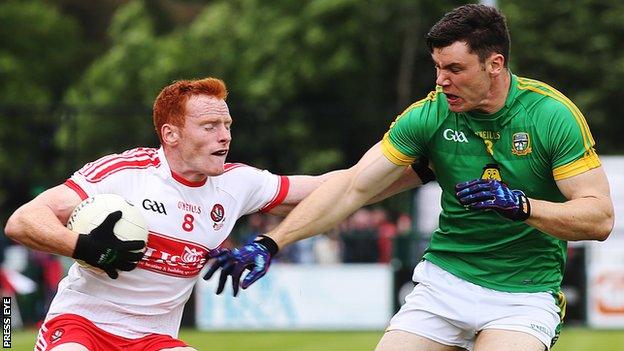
[[265, 143, 406, 248], [267, 142, 424, 217], [265, 170, 345, 217]]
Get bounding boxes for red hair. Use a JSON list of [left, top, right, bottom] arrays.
[[153, 77, 228, 143]]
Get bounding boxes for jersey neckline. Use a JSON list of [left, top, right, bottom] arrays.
[[170, 171, 207, 187], [157, 147, 208, 187]]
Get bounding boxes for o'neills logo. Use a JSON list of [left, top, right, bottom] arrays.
[[138, 232, 209, 277], [50, 328, 64, 343], [177, 201, 201, 214]]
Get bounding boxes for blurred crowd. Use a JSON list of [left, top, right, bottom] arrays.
[[227, 208, 413, 264], [1, 237, 64, 328]]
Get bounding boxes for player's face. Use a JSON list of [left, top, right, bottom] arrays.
[[178, 95, 232, 177], [432, 41, 496, 113]]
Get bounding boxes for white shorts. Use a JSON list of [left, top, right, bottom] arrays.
[[387, 260, 563, 350]]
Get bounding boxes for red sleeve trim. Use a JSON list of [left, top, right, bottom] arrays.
[[64, 179, 89, 200], [259, 176, 290, 213]]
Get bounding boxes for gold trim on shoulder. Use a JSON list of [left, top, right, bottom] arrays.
[[381, 132, 416, 166], [552, 149, 601, 180]]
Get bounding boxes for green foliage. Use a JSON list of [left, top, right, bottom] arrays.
[[108, 0, 155, 45], [0, 0, 84, 218], [0, 0, 82, 104], [65, 0, 159, 106], [61, 0, 159, 165], [501, 0, 624, 153]]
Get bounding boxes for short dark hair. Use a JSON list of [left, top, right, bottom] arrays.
[[425, 4, 510, 66]]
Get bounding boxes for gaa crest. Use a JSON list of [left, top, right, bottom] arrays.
[[511, 132, 532, 156], [211, 204, 225, 230]]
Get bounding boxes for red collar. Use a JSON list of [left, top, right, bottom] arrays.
[[170, 171, 207, 187]]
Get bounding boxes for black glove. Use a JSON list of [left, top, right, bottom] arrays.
[[72, 211, 146, 279]]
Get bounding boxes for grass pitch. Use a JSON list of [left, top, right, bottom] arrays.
[[10, 327, 624, 350]]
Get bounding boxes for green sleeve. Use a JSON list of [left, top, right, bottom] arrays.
[[541, 98, 600, 180], [381, 90, 445, 165]]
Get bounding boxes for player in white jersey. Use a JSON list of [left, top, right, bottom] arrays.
[[5, 77, 422, 351]]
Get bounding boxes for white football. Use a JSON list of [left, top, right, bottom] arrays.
[[67, 194, 149, 266]]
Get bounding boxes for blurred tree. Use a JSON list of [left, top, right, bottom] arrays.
[[0, 0, 84, 220], [60, 0, 464, 174], [59, 0, 160, 164], [0, 0, 82, 104], [502, 0, 624, 153]]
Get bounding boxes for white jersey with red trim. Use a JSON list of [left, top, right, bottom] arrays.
[[46, 147, 289, 338]]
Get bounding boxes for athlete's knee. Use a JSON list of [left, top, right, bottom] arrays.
[[49, 343, 90, 351], [375, 329, 460, 351], [474, 329, 545, 351]]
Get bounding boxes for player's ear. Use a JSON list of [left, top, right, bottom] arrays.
[[162, 124, 180, 146], [487, 53, 505, 76]]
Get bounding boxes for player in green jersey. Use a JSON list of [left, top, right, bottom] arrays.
[[205, 4, 614, 351]]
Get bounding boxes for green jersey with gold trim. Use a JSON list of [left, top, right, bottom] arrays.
[[381, 73, 600, 293]]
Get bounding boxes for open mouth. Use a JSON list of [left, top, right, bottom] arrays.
[[212, 150, 228, 156], [445, 93, 461, 104]]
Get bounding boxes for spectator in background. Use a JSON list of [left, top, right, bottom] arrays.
[[0, 233, 38, 330], [312, 229, 342, 264], [395, 213, 412, 235], [0, 232, 9, 294], [371, 208, 398, 264], [268, 215, 301, 263], [0, 231, 7, 291], [391, 213, 418, 270], [340, 208, 379, 263], [230, 212, 266, 249], [29, 251, 63, 324]]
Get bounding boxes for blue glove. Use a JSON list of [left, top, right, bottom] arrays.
[[204, 235, 279, 296], [455, 179, 531, 221]]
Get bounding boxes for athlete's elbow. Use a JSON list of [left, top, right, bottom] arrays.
[[587, 207, 614, 241], [593, 228, 611, 242], [4, 209, 25, 242], [595, 213, 615, 242]]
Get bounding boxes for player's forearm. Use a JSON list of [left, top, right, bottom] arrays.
[[274, 170, 349, 215], [367, 166, 421, 204], [265, 171, 366, 247], [268, 163, 402, 248], [526, 196, 614, 241], [5, 203, 78, 256]]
